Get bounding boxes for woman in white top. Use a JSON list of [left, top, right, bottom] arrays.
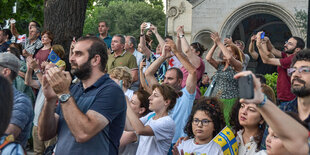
[[126, 84, 182, 155], [109, 66, 134, 100], [119, 89, 151, 155], [235, 71, 309, 155], [173, 97, 225, 155], [230, 99, 266, 154]]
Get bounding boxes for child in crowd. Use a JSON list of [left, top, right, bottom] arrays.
[[173, 97, 225, 155]]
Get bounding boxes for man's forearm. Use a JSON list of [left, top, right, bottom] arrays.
[[38, 98, 58, 141]]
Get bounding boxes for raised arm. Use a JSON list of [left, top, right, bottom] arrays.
[[248, 35, 259, 60], [126, 98, 154, 136], [235, 71, 309, 155], [256, 32, 281, 66], [139, 59, 152, 94], [177, 26, 201, 69], [144, 47, 171, 87], [211, 32, 243, 72], [150, 24, 165, 47], [266, 38, 282, 58], [25, 57, 41, 89], [140, 23, 152, 59], [205, 42, 219, 69], [10, 22, 20, 38], [168, 40, 197, 94]]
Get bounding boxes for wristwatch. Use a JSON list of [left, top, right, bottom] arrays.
[[180, 34, 185, 38], [34, 69, 41, 75], [140, 34, 144, 37], [59, 94, 71, 103]]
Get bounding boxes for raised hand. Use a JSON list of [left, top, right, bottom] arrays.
[[149, 24, 158, 34], [26, 57, 40, 70], [176, 25, 184, 37], [210, 32, 221, 44]]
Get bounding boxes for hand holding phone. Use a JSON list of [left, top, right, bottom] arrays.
[[145, 22, 151, 29], [238, 74, 254, 99], [260, 32, 265, 39]]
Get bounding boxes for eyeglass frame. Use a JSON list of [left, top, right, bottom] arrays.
[[287, 66, 310, 76], [192, 118, 213, 126]]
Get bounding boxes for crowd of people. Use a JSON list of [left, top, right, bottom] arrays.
[[0, 19, 309, 155]]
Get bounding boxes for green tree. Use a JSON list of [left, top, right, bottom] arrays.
[[83, 1, 165, 40]]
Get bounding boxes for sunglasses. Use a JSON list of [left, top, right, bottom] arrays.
[[287, 66, 310, 76]]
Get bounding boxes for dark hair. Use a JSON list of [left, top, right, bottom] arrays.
[[292, 36, 305, 50], [165, 35, 173, 41], [184, 97, 225, 138], [167, 67, 183, 80], [127, 36, 137, 49], [191, 42, 207, 57], [152, 84, 183, 111], [291, 49, 310, 67], [255, 74, 266, 84], [98, 21, 109, 27], [2, 29, 12, 40], [9, 43, 23, 52], [114, 34, 125, 44], [30, 21, 41, 28], [9, 47, 21, 60], [134, 89, 151, 116], [230, 100, 266, 150], [77, 36, 108, 72], [41, 30, 54, 43], [0, 75, 13, 136]]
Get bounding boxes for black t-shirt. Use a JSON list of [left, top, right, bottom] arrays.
[[255, 55, 277, 75]]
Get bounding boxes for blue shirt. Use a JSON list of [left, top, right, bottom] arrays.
[[170, 87, 196, 143], [0, 42, 9, 53], [11, 87, 33, 147], [55, 74, 126, 155], [97, 34, 112, 49]]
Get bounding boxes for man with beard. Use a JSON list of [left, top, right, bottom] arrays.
[[281, 49, 310, 128], [38, 36, 126, 155], [256, 32, 305, 103], [22, 26, 43, 57]]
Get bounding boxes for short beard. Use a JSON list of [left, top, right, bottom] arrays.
[[71, 60, 92, 80], [285, 47, 296, 54], [291, 78, 310, 97]]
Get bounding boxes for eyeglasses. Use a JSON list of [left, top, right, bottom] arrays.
[[287, 66, 310, 76], [285, 41, 295, 46], [192, 118, 212, 126]]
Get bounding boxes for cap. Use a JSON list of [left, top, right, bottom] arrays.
[[0, 52, 20, 73]]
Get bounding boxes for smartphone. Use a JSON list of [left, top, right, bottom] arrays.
[[238, 74, 254, 99], [226, 35, 231, 38], [146, 22, 151, 29], [260, 32, 265, 39]]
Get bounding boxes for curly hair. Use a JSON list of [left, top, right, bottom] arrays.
[[291, 49, 310, 67], [184, 97, 225, 138], [230, 99, 266, 151], [152, 84, 183, 111], [109, 66, 132, 89]]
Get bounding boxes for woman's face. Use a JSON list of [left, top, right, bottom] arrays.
[[148, 88, 167, 112], [129, 94, 145, 117], [42, 34, 52, 45], [238, 103, 263, 128], [192, 110, 214, 142], [266, 128, 289, 155]]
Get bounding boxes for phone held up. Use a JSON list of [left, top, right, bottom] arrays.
[[260, 32, 265, 39], [238, 74, 254, 99], [145, 22, 151, 29]]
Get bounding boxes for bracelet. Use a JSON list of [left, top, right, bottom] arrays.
[[140, 34, 144, 37], [34, 69, 41, 75], [257, 94, 267, 107]]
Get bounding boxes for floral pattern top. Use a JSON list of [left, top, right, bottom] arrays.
[[211, 63, 238, 99]]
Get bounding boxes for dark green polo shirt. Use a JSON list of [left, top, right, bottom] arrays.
[[106, 51, 138, 72]]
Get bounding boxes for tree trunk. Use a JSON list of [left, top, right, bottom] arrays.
[[44, 0, 88, 70]]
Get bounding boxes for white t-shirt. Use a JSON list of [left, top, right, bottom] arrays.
[[177, 139, 223, 155], [136, 112, 175, 155]]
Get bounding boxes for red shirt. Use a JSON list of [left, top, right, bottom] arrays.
[[277, 52, 295, 101], [34, 48, 51, 68]]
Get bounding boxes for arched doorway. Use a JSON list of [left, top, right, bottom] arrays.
[[232, 13, 292, 51]]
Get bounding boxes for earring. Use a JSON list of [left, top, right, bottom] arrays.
[[259, 124, 263, 129]]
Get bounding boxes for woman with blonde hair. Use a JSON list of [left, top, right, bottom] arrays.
[[109, 66, 134, 100]]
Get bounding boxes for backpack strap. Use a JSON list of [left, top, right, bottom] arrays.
[[0, 135, 14, 149]]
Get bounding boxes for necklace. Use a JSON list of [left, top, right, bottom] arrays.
[[194, 138, 199, 145]]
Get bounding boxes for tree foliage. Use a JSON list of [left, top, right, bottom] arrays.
[[0, 0, 44, 34], [83, 1, 165, 40]]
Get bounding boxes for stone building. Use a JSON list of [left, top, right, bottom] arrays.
[[166, 0, 307, 74]]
